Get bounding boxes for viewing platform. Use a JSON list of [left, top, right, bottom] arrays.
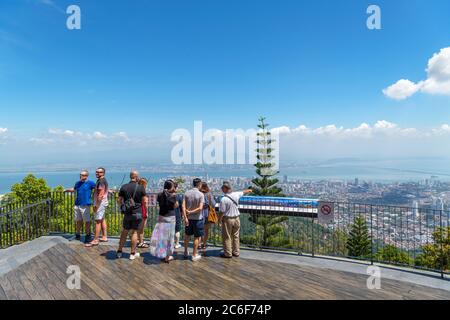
[[0, 235, 449, 300]]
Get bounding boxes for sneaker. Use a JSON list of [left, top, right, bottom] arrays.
[[129, 252, 140, 260], [192, 254, 202, 262], [116, 251, 122, 259], [174, 243, 181, 249], [75, 234, 81, 241]]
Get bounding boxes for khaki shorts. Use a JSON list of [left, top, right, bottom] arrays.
[[74, 205, 91, 222], [95, 201, 108, 220]]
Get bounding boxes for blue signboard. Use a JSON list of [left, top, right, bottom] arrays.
[[215, 196, 319, 218]]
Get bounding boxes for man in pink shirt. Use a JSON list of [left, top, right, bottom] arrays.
[[86, 167, 109, 247]]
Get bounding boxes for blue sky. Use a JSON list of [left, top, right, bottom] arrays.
[[0, 0, 450, 166]]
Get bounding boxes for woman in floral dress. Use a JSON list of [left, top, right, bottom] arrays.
[[149, 180, 179, 263]]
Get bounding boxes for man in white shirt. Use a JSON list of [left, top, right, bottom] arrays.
[[218, 182, 252, 258]]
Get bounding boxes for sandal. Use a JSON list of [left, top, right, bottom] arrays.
[[99, 238, 108, 243], [85, 240, 99, 247], [137, 242, 149, 248]]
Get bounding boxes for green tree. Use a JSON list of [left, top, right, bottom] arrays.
[[8, 174, 51, 203], [415, 227, 450, 271], [251, 117, 283, 196], [173, 177, 186, 193], [346, 215, 371, 258], [248, 117, 288, 247], [375, 245, 412, 265]]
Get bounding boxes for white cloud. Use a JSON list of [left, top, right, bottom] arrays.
[[0, 128, 7, 134], [373, 120, 397, 130], [92, 131, 107, 140], [32, 128, 134, 146], [382, 79, 423, 100], [272, 120, 418, 139], [48, 128, 83, 137], [384, 47, 450, 100], [113, 132, 130, 141], [29, 137, 54, 145], [432, 124, 450, 136]]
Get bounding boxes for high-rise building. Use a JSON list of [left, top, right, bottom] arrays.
[[413, 200, 419, 218], [283, 175, 288, 183], [432, 197, 444, 211]]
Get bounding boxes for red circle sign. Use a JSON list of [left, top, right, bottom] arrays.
[[321, 205, 332, 215]]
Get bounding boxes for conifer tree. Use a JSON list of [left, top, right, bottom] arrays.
[[249, 117, 287, 247], [251, 117, 283, 196], [346, 215, 372, 258]]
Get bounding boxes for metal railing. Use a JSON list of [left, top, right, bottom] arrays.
[[0, 192, 449, 277], [0, 199, 52, 248]]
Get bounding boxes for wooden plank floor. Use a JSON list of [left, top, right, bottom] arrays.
[[0, 242, 449, 300]]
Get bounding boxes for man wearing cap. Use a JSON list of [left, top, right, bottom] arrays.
[[64, 170, 96, 243], [218, 182, 252, 258]]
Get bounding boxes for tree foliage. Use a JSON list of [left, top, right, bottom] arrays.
[[247, 117, 288, 247], [415, 227, 450, 271], [251, 117, 283, 196], [346, 215, 371, 258], [7, 174, 51, 203], [375, 245, 412, 264]]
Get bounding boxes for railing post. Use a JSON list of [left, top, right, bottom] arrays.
[[440, 209, 444, 279], [370, 206, 374, 265], [7, 212, 12, 247], [311, 216, 315, 257]]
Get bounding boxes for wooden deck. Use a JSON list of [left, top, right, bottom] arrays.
[[0, 242, 449, 300]]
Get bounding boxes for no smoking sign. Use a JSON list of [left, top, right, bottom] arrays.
[[318, 202, 334, 223]]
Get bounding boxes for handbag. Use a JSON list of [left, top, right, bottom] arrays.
[[207, 193, 218, 224]]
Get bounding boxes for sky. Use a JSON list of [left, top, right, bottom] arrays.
[[0, 0, 450, 168]]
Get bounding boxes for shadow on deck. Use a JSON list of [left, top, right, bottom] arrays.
[[0, 237, 449, 300]]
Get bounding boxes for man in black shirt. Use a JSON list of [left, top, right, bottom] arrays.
[[116, 170, 148, 260]]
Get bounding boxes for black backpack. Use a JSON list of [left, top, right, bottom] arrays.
[[120, 183, 138, 215]]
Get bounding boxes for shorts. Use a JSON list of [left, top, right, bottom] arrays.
[[185, 219, 205, 238], [95, 201, 108, 220], [123, 216, 143, 231], [74, 205, 91, 222]]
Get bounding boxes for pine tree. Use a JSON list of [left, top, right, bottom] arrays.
[[346, 215, 372, 258], [249, 117, 288, 247], [251, 117, 283, 196]]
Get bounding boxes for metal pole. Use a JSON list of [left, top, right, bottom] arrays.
[[311, 216, 315, 257], [370, 205, 374, 265], [440, 209, 444, 279], [7, 212, 12, 247]]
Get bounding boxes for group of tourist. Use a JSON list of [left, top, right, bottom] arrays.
[[65, 169, 252, 262]]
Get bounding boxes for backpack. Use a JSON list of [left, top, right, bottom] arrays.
[[120, 183, 138, 215]]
